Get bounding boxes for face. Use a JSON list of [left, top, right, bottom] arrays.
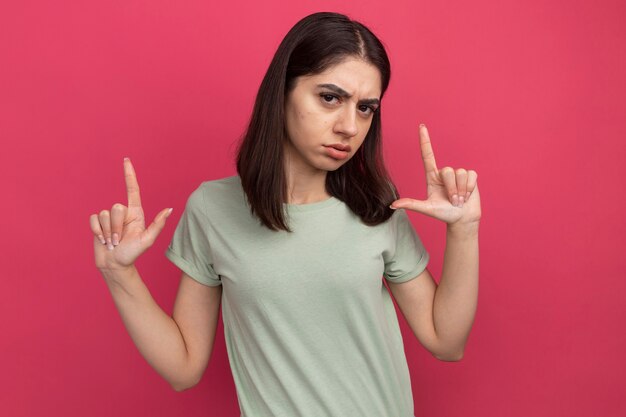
[[283, 57, 382, 175]]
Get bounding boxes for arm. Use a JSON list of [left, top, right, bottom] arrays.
[[171, 272, 223, 390], [387, 124, 481, 361], [433, 221, 479, 359], [102, 267, 222, 391], [91, 158, 222, 390], [387, 221, 479, 361]]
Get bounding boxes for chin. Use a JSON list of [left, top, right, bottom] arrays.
[[324, 160, 351, 173]]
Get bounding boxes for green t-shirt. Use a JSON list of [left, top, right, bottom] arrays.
[[165, 175, 429, 417]]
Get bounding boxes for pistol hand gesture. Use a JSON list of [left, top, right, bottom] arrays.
[[89, 158, 173, 272]]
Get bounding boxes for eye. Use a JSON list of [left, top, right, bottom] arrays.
[[359, 105, 377, 116], [320, 93, 339, 104], [319, 92, 378, 117]]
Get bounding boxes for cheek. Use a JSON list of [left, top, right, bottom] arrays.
[[352, 122, 372, 149], [296, 110, 330, 140], [285, 107, 305, 139], [293, 111, 312, 141], [358, 120, 372, 140]]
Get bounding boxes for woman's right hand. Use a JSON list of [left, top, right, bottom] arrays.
[[90, 158, 173, 273]]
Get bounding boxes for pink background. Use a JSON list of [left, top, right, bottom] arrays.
[[2, 0, 625, 416]]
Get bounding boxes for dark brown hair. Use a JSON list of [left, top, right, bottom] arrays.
[[236, 12, 399, 232]]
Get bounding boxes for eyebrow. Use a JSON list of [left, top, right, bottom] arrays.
[[316, 83, 380, 106]]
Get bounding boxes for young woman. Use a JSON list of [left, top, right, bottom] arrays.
[[90, 12, 481, 417]]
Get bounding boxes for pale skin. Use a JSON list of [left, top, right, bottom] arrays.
[[388, 125, 481, 361], [282, 57, 381, 203], [90, 57, 479, 394], [90, 159, 222, 391], [282, 57, 481, 360]]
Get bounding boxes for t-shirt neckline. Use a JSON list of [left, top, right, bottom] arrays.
[[231, 175, 341, 212], [283, 196, 341, 212]]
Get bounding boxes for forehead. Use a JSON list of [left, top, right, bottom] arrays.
[[299, 58, 382, 97]]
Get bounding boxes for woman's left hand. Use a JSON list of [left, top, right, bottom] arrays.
[[390, 124, 482, 226]]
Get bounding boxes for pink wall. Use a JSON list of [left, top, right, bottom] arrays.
[[2, 1, 625, 416]]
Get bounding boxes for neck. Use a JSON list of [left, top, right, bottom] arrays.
[[283, 143, 330, 204]]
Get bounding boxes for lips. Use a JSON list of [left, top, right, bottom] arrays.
[[324, 143, 352, 153]]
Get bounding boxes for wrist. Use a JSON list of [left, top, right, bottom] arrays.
[[447, 220, 480, 237], [100, 264, 138, 283]]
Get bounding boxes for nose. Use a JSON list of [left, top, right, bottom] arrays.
[[333, 107, 358, 138]]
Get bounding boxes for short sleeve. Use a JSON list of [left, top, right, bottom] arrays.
[[165, 185, 222, 287], [383, 209, 430, 283]]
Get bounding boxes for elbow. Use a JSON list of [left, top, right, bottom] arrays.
[[171, 382, 190, 392], [434, 349, 464, 362], [432, 338, 465, 362], [171, 376, 200, 392]]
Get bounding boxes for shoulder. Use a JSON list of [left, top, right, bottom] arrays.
[[386, 208, 419, 238], [378, 207, 408, 231], [192, 175, 241, 201], [391, 207, 411, 223], [190, 175, 247, 217], [196, 175, 240, 194]]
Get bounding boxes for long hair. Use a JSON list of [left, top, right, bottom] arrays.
[[236, 12, 399, 232]]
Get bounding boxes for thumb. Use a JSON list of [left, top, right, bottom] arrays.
[[142, 207, 174, 246], [390, 198, 432, 215]]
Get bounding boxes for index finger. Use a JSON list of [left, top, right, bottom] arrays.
[[124, 157, 142, 208], [419, 124, 438, 174]]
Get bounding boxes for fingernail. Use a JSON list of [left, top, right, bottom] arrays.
[[389, 204, 397, 210], [112, 233, 119, 246], [459, 196, 465, 208], [98, 235, 106, 245], [106, 238, 114, 250], [452, 194, 459, 207], [419, 123, 425, 128], [166, 208, 173, 217]]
